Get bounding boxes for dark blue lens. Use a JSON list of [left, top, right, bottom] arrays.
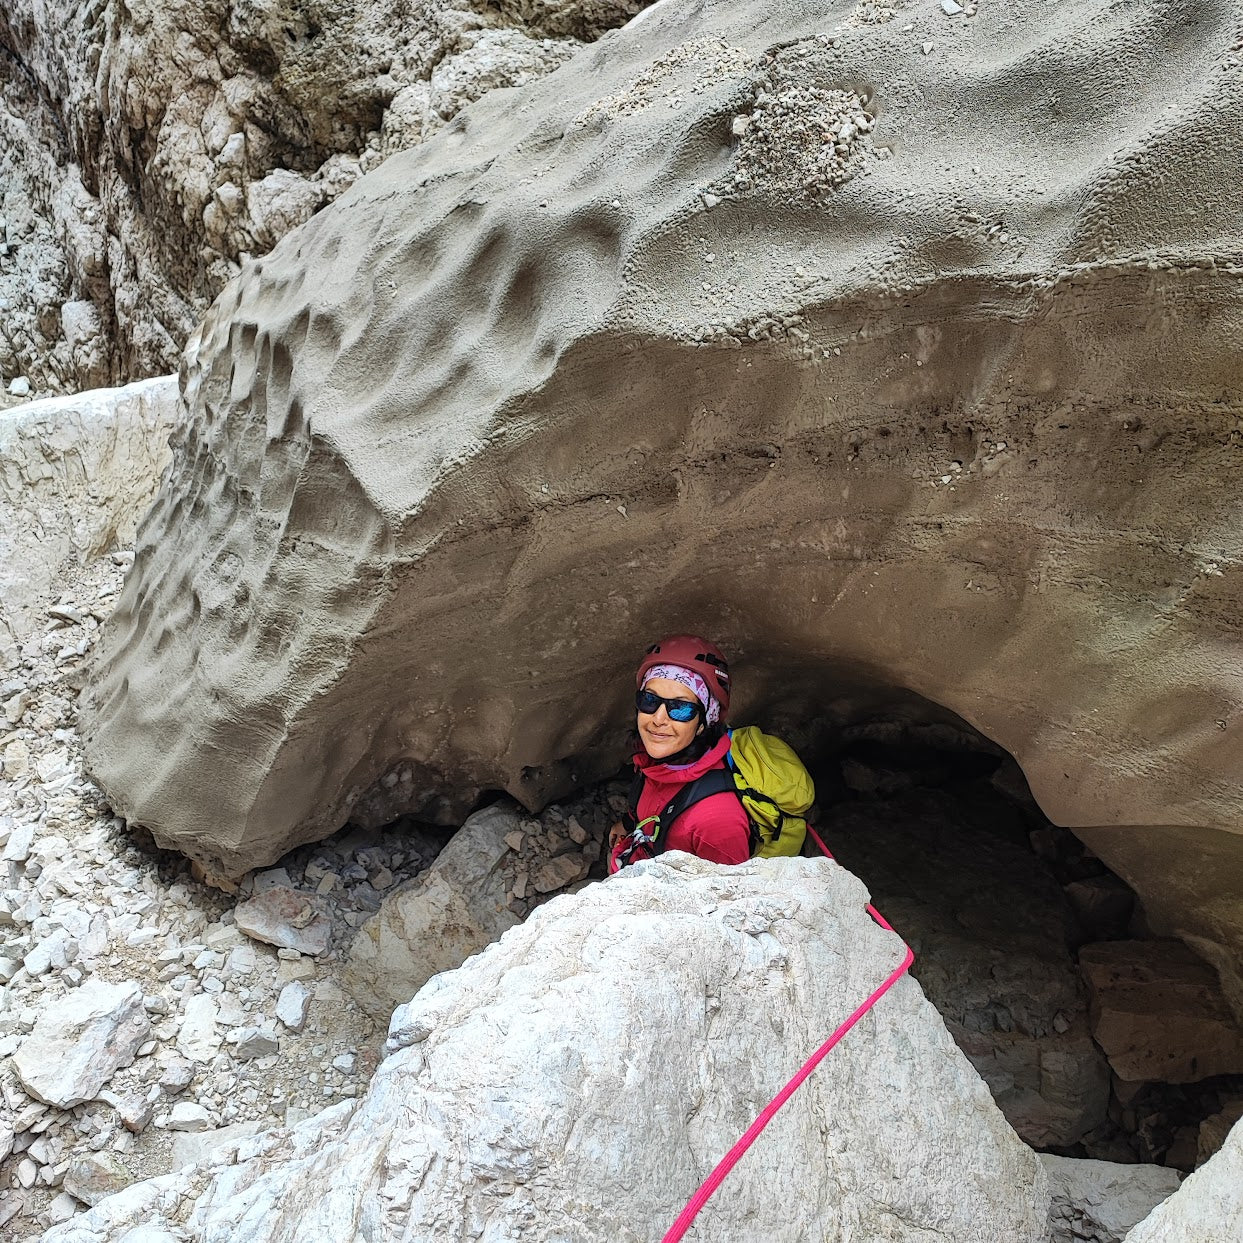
[[635, 689, 700, 722]]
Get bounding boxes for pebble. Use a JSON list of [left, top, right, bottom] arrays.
[[275, 982, 312, 1032], [7, 376, 31, 397]]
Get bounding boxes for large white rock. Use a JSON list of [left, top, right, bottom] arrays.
[[1125, 1116, 1243, 1241], [1042, 1154, 1180, 1243], [37, 856, 1049, 1242], [13, 979, 150, 1107]]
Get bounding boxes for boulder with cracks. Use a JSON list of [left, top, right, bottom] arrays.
[[78, 0, 1243, 1022], [35, 855, 1052, 1242]]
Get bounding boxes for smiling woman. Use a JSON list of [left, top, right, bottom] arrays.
[[608, 635, 752, 872]]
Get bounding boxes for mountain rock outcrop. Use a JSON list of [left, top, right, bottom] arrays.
[[76, 0, 1243, 1018], [0, 0, 643, 395], [35, 854, 1052, 1242], [0, 376, 178, 667]]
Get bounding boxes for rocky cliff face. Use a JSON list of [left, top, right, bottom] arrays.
[[34, 854, 1052, 1242], [0, 376, 179, 667], [0, 0, 643, 395], [76, 0, 1243, 1014]]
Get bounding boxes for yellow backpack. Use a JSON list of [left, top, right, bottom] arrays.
[[726, 726, 814, 857], [622, 726, 814, 860]]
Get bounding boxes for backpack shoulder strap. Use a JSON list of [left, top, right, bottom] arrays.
[[622, 768, 646, 833], [650, 767, 740, 854]]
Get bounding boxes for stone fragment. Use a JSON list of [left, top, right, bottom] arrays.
[[0, 1189, 20, 1230], [176, 994, 221, 1064], [233, 1027, 279, 1059], [1197, 1099, 1243, 1166], [111, 1093, 155, 1134], [530, 853, 589, 894], [276, 956, 317, 985], [503, 832, 524, 852], [24, 926, 77, 975], [253, 867, 292, 892], [1040, 1154, 1179, 1243], [157, 1056, 195, 1093], [168, 1102, 211, 1132], [226, 944, 256, 975], [2, 739, 30, 779], [2, 819, 36, 861], [1126, 1117, 1243, 1241], [64, 1152, 135, 1206], [275, 982, 312, 1032], [13, 980, 150, 1107], [234, 887, 332, 956], [204, 924, 244, 951], [1079, 940, 1243, 1082], [43, 1191, 79, 1225]]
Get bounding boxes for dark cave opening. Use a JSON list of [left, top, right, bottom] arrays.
[[787, 707, 1243, 1172]]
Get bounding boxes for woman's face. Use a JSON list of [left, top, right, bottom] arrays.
[[637, 677, 704, 760]]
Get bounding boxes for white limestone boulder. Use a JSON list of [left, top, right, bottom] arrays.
[[1125, 1116, 1243, 1241], [1042, 1154, 1180, 1243], [36, 855, 1049, 1242], [13, 979, 150, 1108]]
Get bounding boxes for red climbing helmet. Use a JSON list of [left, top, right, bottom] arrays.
[[636, 634, 732, 713]]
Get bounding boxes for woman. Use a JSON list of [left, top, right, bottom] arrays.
[[608, 634, 752, 872]]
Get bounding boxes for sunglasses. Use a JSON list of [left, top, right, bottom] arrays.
[[635, 689, 703, 723]]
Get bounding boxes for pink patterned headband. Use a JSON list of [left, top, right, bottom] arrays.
[[642, 664, 720, 725]]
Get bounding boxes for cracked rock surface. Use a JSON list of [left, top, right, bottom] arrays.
[[35, 854, 1052, 1242]]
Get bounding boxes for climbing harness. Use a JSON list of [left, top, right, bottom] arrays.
[[660, 824, 915, 1243]]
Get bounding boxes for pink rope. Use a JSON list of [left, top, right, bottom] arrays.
[[661, 826, 914, 1243]]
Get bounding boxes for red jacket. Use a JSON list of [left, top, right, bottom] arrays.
[[609, 734, 751, 873]]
